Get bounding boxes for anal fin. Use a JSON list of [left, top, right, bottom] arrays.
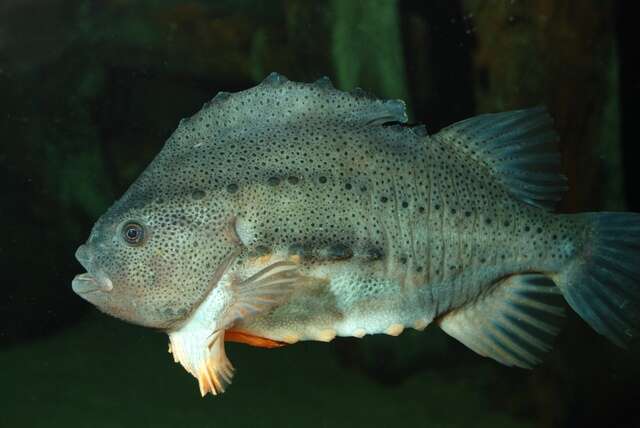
[[438, 274, 565, 368]]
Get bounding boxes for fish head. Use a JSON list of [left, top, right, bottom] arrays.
[[72, 174, 235, 330]]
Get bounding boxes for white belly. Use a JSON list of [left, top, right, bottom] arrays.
[[237, 261, 434, 343]]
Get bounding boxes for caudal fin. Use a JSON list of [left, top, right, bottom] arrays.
[[555, 212, 640, 346]]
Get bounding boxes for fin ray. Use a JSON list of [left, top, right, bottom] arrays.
[[434, 107, 567, 210], [439, 274, 565, 368], [168, 330, 235, 397], [554, 212, 640, 347], [222, 261, 306, 326]]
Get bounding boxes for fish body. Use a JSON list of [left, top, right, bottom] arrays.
[[226, 120, 576, 343], [73, 73, 640, 396]]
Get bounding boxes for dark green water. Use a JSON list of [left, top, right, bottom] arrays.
[[3, 314, 536, 428], [2, 1, 639, 427]]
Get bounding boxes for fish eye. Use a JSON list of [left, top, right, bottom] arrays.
[[122, 222, 145, 246]]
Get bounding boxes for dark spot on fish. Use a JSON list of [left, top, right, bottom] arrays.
[[252, 245, 270, 257], [464, 211, 471, 217], [434, 204, 440, 210], [191, 189, 206, 200], [400, 257, 407, 264], [365, 247, 384, 260], [288, 243, 307, 257], [345, 183, 352, 190], [380, 196, 388, 203], [268, 176, 281, 186], [416, 266, 423, 272], [419, 207, 425, 213], [524, 226, 531, 232], [360, 186, 367, 193], [323, 243, 353, 260], [319, 176, 327, 184], [162, 307, 187, 318], [504, 221, 510, 227], [537, 227, 543, 233], [485, 218, 492, 225], [226, 183, 239, 193], [402, 201, 409, 208]]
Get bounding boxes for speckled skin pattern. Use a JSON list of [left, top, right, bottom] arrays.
[[74, 74, 584, 343]]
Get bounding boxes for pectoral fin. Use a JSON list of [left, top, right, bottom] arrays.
[[222, 261, 305, 326], [169, 259, 307, 396], [438, 274, 565, 368]]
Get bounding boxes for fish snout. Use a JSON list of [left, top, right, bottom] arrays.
[[75, 244, 93, 268], [72, 244, 113, 295]]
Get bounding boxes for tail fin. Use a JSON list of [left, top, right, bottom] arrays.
[[555, 212, 640, 346]]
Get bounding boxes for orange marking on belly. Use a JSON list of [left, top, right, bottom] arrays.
[[224, 330, 287, 349], [257, 253, 272, 265], [289, 254, 301, 264]]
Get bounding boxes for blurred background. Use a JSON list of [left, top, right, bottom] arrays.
[[1, 1, 639, 427]]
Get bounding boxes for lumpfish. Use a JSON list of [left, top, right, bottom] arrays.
[[72, 73, 640, 396]]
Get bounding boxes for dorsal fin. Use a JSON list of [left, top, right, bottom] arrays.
[[434, 107, 568, 210], [167, 72, 408, 150]]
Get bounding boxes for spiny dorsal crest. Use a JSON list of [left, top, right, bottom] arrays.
[[166, 72, 409, 151]]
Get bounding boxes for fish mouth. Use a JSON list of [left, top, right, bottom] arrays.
[[72, 272, 113, 295], [73, 244, 114, 295]]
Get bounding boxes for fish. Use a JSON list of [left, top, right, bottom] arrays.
[[72, 73, 640, 397]]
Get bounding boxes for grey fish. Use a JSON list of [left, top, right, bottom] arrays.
[[72, 73, 640, 396]]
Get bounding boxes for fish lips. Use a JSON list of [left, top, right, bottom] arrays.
[[72, 272, 113, 295], [72, 244, 113, 296]]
